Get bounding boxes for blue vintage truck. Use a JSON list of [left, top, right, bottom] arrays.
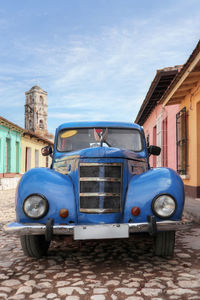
[[4, 122, 192, 257]]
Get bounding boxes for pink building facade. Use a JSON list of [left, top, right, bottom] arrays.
[[143, 104, 179, 170], [135, 66, 182, 170]]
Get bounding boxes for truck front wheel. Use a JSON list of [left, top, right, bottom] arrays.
[[154, 231, 175, 257], [20, 235, 50, 258]]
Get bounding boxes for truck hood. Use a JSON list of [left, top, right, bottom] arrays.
[[54, 147, 147, 161]]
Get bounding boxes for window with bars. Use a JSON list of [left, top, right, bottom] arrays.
[[162, 117, 168, 167], [176, 107, 187, 175], [146, 134, 150, 148], [156, 115, 162, 167], [153, 125, 157, 168]]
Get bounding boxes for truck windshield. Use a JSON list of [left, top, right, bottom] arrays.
[[57, 128, 143, 152]]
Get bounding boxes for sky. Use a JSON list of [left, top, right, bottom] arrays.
[[0, 0, 200, 134]]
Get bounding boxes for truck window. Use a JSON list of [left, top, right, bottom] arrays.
[[57, 128, 143, 152]]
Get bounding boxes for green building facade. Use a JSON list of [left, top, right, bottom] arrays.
[[0, 117, 23, 175]]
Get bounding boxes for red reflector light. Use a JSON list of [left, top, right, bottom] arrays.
[[59, 208, 69, 218], [131, 207, 140, 216]]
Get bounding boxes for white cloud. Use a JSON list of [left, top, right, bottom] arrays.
[[48, 111, 110, 123], [0, 2, 200, 130], [49, 112, 83, 119]]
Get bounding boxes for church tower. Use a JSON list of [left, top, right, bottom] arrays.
[[25, 86, 48, 136]]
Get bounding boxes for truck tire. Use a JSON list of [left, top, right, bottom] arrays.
[[154, 231, 175, 257], [20, 235, 50, 258]]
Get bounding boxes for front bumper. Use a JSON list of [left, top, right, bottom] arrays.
[[4, 219, 192, 240]]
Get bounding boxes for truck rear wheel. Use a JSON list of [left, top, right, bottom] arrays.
[[20, 235, 50, 258], [154, 231, 175, 257]]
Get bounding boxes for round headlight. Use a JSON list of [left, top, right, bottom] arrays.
[[23, 194, 48, 219], [152, 194, 176, 218]]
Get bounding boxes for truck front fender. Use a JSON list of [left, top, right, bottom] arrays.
[[123, 168, 185, 223], [16, 168, 77, 224]]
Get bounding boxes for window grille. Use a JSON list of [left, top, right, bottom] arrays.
[[162, 117, 168, 167], [156, 115, 162, 167], [153, 126, 157, 168], [176, 107, 187, 175], [146, 134, 150, 148]]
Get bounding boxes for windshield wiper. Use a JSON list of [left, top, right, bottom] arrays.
[[101, 139, 111, 147]]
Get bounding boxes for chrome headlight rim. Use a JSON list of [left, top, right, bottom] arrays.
[[23, 194, 49, 220], [151, 194, 177, 219]]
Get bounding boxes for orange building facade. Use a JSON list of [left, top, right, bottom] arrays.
[[161, 40, 200, 200]]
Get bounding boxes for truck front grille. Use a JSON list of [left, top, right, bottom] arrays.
[[79, 163, 122, 213]]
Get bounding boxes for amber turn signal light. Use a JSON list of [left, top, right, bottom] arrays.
[[59, 208, 69, 218], [131, 206, 140, 216]]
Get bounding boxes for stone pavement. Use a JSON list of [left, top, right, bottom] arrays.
[[1, 189, 200, 300]]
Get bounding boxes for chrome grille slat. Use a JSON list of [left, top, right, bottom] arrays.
[[80, 193, 121, 197], [79, 162, 122, 213], [80, 163, 121, 166], [80, 177, 121, 182], [78, 208, 120, 213]]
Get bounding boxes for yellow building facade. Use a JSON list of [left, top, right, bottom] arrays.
[[161, 40, 200, 200], [21, 130, 53, 173]]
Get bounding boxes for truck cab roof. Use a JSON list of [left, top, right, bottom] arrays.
[[57, 121, 142, 132]]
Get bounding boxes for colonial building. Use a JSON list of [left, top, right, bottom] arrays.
[[135, 40, 200, 201], [161, 40, 200, 200], [0, 116, 23, 189], [0, 85, 54, 190], [21, 130, 53, 174], [135, 66, 182, 170], [0, 115, 53, 190]]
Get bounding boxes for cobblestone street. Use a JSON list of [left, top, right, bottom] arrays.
[[0, 190, 200, 300]]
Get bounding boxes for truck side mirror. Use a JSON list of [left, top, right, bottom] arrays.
[[148, 145, 161, 156], [41, 146, 53, 157]]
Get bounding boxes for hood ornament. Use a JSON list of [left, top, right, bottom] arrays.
[[94, 128, 108, 146]]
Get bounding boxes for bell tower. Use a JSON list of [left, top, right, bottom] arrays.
[[25, 85, 48, 135]]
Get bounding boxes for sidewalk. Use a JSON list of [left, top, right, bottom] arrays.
[[0, 189, 16, 223], [183, 196, 200, 224]]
